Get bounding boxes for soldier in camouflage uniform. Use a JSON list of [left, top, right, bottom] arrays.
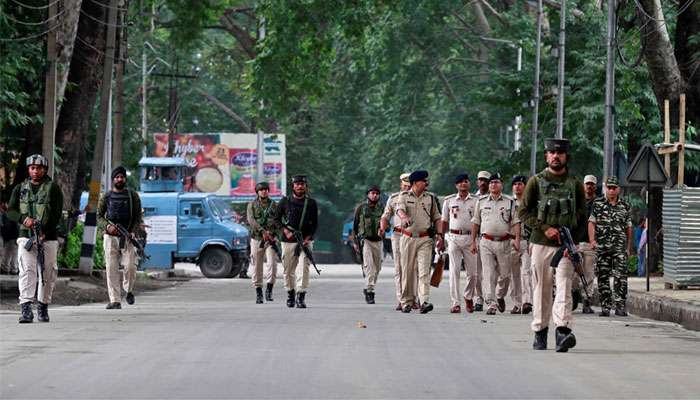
[[246, 182, 280, 304], [588, 176, 633, 317], [354, 185, 384, 304]]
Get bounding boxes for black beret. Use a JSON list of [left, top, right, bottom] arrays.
[[291, 174, 307, 183], [366, 184, 381, 194], [511, 175, 528, 185], [544, 138, 570, 152], [454, 173, 470, 184], [255, 182, 270, 192], [489, 173, 503, 183], [111, 166, 127, 179], [409, 170, 429, 184]]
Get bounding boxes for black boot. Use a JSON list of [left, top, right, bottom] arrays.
[[296, 292, 307, 308], [571, 290, 581, 311], [363, 289, 371, 304], [18, 302, 33, 323], [582, 299, 594, 314], [37, 302, 49, 322], [615, 305, 628, 316], [256, 287, 264, 304], [599, 308, 610, 317], [265, 283, 274, 302], [533, 327, 548, 350], [286, 290, 296, 308], [368, 291, 375, 304], [420, 302, 434, 314], [474, 303, 484, 312], [555, 327, 577, 352]]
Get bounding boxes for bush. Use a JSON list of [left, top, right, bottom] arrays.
[[628, 254, 639, 275], [58, 222, 105, 269]]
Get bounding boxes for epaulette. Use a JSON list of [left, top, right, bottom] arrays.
[[389, 192, 400, 199], [478, 194, 489, 200], [502, 194, 514, 201], [444, 193, 457, 200]]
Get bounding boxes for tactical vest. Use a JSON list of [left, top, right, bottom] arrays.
[[535, 173, 578, 228], [252, 199, 274, 231], [357, 202, 383, 240], [105, 190, 133, 228], [19, 178, 53, 226]]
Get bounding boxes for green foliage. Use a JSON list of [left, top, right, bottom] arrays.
[[58, 222, 105, 269]]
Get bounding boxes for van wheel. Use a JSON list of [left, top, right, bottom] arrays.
[[199, 247, 233, 278]]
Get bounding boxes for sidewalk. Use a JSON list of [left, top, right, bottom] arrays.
[[626, 276, 700, 331]]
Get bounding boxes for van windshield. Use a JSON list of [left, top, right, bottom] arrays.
[[209, 198, 235, 220]]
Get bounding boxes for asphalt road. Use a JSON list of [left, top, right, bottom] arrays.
[[1, 262, 699, 399]]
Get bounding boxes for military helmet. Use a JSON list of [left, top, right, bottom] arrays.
[[255, 181, 270, 192], [366, 184, 381, 194], [26, 154, 48, 168]]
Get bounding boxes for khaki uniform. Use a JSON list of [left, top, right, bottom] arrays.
[[17, 239, 59, 304], [281, 241, 313, 292], [473, 190, 489, 305], [396, 190, 441, 307], [472, 193, 520, 312], [103, 235, 137, 303], [441, 193, 478, 306], [246, 198, 279, 288], [572, 197, 599, 295], [362, 240, 382, 290], [383, 192, 418, 303]]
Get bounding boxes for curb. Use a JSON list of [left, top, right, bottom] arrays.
[[627, 290, 700, 331]]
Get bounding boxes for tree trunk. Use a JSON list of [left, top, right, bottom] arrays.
[[674, 1, 700, 128], [55, 0, 107, 212], [55, 0, 83, 117]]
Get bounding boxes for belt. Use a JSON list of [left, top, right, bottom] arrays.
[[392, 227, 403, 234], [449, 229, 470, 235], [402, 230, 431, 238], [481, 233, 513, 241]]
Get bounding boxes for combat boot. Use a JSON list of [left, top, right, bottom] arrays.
[[571, 289, 581, 311], [615, 305, 628, 317], [363, 289, 371, 304], [555, 327, 577, 352], [106, 302, 122, 309], [581, 299, 594, 314], [599, 308, 610, 317], [265, 283, 274, 301], [286, 290, 296, 308], [256, 287, 264, 304], [368, 291, 376, 304], [419, 302, 433, 314], [474, 302, 484, 312], [37, 302, 49, 322], [522, 303, 533, 315], [18, 302, 33, 323], [296, 292, 307, 308], [126, 292, 135, 305], [533, 327, 548, 350]]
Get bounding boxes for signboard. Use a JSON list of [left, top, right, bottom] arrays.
[[143, 215, 178, 244], [625, 143, 669, 187], [152, 133, 286, 202]]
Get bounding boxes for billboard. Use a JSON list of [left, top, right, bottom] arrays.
[[152, 133, 286, 201]]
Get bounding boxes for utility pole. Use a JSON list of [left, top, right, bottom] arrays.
[[603, 0, 617, 180], [41, 0, 58, 178], [141, 43, 148, 157], [113, 0, 127, 166], [530, 0, 543, 176], [555, 0, 566, 139], [79, 0, 119, 275]]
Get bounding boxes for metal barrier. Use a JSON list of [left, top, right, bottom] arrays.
[[663, 188, 700, 288]]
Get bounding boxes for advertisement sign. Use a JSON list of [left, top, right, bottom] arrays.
[[152, 133, 286, 201]]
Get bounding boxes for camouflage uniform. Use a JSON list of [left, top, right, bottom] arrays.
[[589, 186, 632, 310]]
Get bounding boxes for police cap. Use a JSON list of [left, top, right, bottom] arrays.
[[511, 175, 527, 185], [291, 174, 307, 184], [477, 171, 491, 180], [605, 176, 620, 187], [489, 173, 503, 183], [400, 173, 410, 182], [455, 173, 470, 184], [409, 170, 429, 184], [544, 138, 571, 152]]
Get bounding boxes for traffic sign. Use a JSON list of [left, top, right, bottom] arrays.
[[625, 142, 669, 187]]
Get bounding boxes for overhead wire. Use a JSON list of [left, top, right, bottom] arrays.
[[9, 0, 61, 10], [3, 9, 65, 26], [86, 0, 129, 12], [75, 34, 130, 62], [79, 8, 130, 28], [0, 19, 63, 41]]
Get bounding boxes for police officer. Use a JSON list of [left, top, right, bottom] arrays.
[[7, 154, 63, 323], [588, 176, 633, 317], [395, 170, 443, 314], [97, 166, 145, 309], [573, 174, 600, 314], [380, 173, 418, 310], [246, 181, 280, 304], [512, 175, 533, 315], [519, 138, 586, 352], [471, 173, 520, 315], [472, 170, 491, 311], [275, 175, 319, 309], [354, 185, 384, 304], [441, 173, 478, 313]]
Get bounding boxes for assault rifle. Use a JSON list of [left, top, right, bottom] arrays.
[[289, 228, 321, 275], [24, 222, 45, 285], [108, 221, 149, 261], [354, 235, 365, 278], [260, 235, 283, 261], [550, 226, 590, 301]]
